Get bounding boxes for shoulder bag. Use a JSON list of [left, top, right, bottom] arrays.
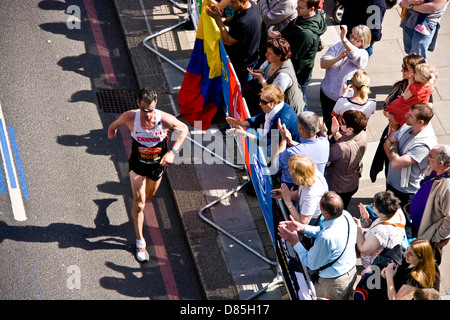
[[309, 214, 350, 282]]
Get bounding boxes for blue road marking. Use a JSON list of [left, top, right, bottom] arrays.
[[8, 126, 29, 199], [32, 265, 43, 300], [0, 155, 5, 194], [0, 118, 17, 189]]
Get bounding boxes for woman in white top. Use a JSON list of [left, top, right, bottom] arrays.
[[272, 155, 328, 225], [354, 190, 407, 273], [332, 69, 377, 127]]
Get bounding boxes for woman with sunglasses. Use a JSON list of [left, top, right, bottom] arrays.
[[246, 37, 304, 115], [324, 110, 368, 209], [385, 62, 437, 127], [226, 84, 300, 153]]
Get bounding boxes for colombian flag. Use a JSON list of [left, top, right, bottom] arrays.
[[178, 0, 223, 130]]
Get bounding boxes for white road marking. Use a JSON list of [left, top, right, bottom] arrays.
[[0, 101, 26, 221]]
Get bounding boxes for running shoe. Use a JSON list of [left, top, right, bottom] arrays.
[[415, 23, 431, 36], [136, 246, 150, 262]]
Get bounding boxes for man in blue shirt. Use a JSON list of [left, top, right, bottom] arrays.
[[273, 111, 329, 189], [278, 191, 357, 300]]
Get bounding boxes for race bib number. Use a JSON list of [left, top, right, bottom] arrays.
[[138, 147, 162, 160]]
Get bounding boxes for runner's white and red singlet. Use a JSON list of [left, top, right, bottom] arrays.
[[129, 109, 168, 180]]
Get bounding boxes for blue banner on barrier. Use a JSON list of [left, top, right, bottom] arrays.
[[246, 135, 276, 245]]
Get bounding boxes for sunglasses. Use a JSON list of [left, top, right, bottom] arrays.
[[260, 99, 272, 105], [274, 38, 281, 49], [402, 65, 410, 72], [140, 106, 155, 113]]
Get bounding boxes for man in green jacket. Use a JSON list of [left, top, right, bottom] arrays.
[[270, 0, 326, 109]]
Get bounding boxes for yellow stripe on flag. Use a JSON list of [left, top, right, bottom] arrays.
[[197, 0, 222, 79]]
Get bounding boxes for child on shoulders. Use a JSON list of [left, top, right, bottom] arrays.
[[385, 63, 436, 127]]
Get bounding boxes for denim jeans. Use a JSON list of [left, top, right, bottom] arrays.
[[299, 71, 312, 111], [402, 22, 437, 60]]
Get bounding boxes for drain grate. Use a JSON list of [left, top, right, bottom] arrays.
[[95, 89, 138, 113]]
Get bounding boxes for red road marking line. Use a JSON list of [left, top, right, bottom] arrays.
[[83, 0, 118, 86], [118, 123, 180, 300], [144, 201, 180, 300]]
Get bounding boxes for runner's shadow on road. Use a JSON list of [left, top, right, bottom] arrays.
[[57, 129, 115, 157], [100, 261, 169, 299], [0, 198, 133, 253]]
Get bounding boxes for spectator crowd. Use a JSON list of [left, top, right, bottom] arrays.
[[206, 0, 449, 300]]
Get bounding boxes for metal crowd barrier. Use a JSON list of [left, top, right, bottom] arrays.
[[142, 0, 199, 73]]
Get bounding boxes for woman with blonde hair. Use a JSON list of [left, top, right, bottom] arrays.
[[331, 70, 377, 128], [319, 24, 372, 132], [382, 238, 437, 300], [350, 69, 372, 101], [271, 155, 328, 225]]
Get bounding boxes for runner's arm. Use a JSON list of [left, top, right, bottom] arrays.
[[160, 113, 189, 166], [108, 111, 135, 139]]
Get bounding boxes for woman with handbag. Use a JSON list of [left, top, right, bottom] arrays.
[[324, 110, 367, 209], [354, 190, 408, 273]]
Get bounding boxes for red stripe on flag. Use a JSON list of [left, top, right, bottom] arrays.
[[179, 71, 217, 130]]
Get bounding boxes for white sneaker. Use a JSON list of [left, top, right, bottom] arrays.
[[136, 246, 149, 262]]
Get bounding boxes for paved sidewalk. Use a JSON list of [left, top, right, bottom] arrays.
[[112, 0, 450, 299]]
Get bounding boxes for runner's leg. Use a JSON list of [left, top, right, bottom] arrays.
[[145, 176, 162, 201], [130, 170, 147, 240]]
